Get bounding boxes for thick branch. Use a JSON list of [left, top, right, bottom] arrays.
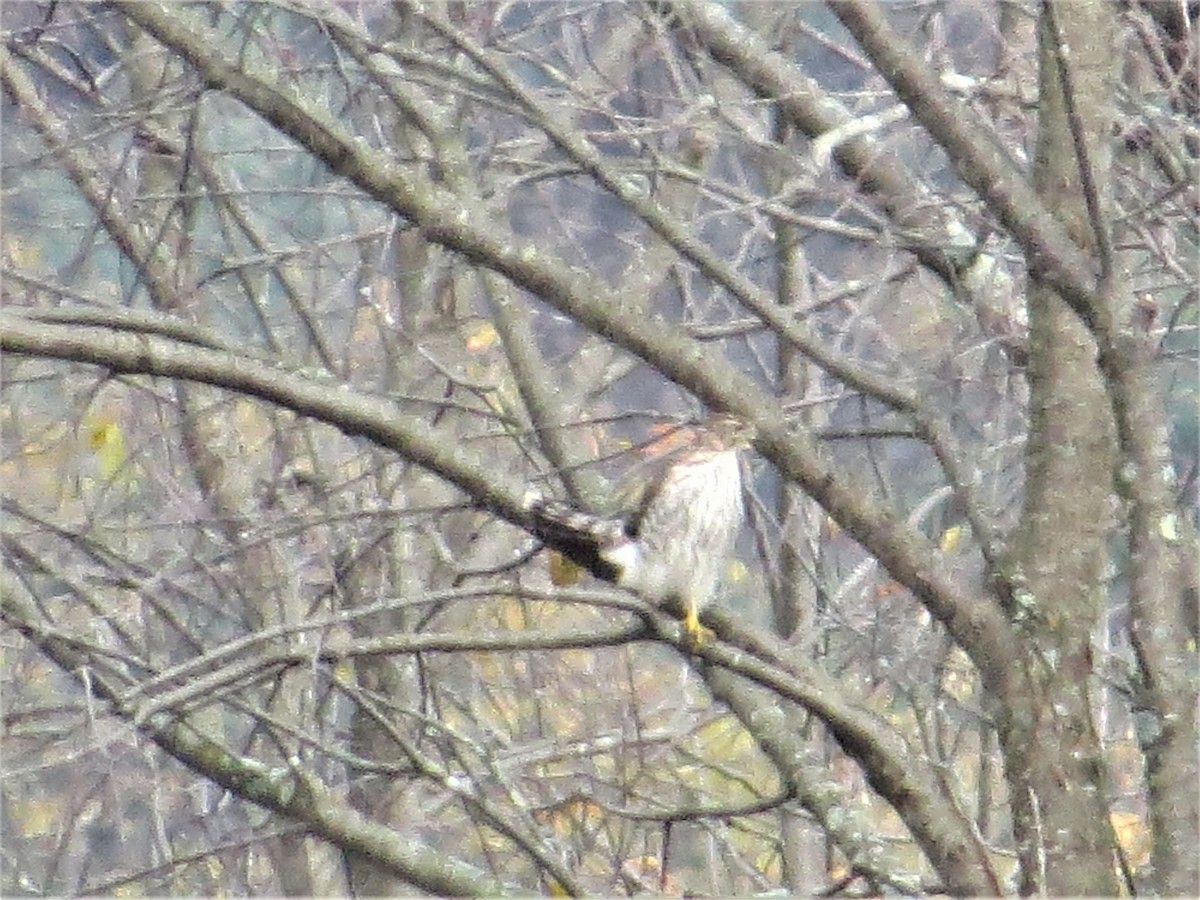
[[704, 667, 925, 894], [0, 313, 537, 531]]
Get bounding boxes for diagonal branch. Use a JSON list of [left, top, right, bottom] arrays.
[[672, 0, 1102, 333], [671, 1, 1007, 298], [684, 609, 1002, 896], [824, 0, 1102, 330]]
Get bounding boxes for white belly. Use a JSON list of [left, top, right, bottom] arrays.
[[601, 451, 741, 607]]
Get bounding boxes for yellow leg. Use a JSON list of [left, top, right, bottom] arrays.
[[682, 602, 711, 648]]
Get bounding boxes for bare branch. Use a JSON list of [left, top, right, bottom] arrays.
[[0, 577, 511, 898]]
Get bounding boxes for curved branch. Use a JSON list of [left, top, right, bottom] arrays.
[[128, 621, 647, 725], [686, 609, 1001, 896], [0, 312, 539, 530], [2, 301, 251, 354]]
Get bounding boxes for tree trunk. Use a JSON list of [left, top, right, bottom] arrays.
[[1001, 1, 1121, 894]]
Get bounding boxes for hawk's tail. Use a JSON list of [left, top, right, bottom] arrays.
[[527, 496, 626, 583]]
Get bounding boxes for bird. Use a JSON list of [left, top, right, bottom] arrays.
[[527, 415, 752, 645]]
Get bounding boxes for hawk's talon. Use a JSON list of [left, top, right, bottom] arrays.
[[682, 606, 712, 649]]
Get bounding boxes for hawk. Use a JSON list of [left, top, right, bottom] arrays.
[[528, 415, 752, 644]]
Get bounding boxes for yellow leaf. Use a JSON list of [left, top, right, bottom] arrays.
[[1158, 513, 1178, 541], [465, 321, 498, 352], [205, 855, 223, 887], [86, 417, 126, 480], [87, 419, 115, 450], [726, 558, 748, 583], [939, 524, 963, 553], [13, 797, 62, 836], [4, 234, 41, 267], [754, 849, 781, 880], [549, 551, 583, 586], [500, 598, 526, 631], [1110, 811, 1151, 867]]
